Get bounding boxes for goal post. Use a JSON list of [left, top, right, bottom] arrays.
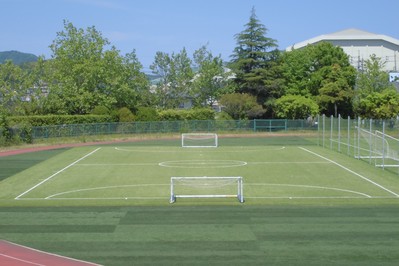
[[181, 133, 218, 148], [355, 126, 399, 168], [170, 176, 244, 203]]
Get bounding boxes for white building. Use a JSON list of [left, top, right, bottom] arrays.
[[286, 28, 399, 73]]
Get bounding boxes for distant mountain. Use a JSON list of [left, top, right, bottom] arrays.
[[0, 50, 38, 65]]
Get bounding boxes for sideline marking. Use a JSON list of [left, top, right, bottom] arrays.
[[15, 148, 101, 200], [299, 147, 399, 197]]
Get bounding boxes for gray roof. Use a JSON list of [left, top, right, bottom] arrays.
[[286, 28, 399, 51]]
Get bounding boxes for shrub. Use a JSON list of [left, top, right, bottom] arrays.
[[135, 107, 159, 121], [158, 108, 215, 121], [91, 106, 110, 115], [117, 107, 135, 122]]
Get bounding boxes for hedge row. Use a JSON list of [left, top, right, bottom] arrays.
[[158, 108, 215, 121]]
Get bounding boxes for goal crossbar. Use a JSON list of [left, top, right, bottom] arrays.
[[170, 176, 244, 203]]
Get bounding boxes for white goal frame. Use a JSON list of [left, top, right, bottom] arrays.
[[355, 126, 399, 168], [169, 176, 244, 203], [181, 133, 218, 148]]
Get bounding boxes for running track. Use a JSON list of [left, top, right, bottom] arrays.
[[0, 240, 102, 266]]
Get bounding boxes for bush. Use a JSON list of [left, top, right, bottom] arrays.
[[91, 106, 110, 115], [158, 108, 215, 121], [135, 107, 159, 121], [117, 107, 135, 122]]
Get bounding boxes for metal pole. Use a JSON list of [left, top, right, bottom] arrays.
[[338, 114, 341, 152], [347, 116, 350, 156]]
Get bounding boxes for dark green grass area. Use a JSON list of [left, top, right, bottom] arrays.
[[0, 148, 69, 181], [1, 205, 399, 266]]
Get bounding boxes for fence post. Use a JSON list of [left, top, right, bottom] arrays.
[[330, 115, 333, 149], [322, 114, 325, 148], [338, 114, 341, 153], [347, 116, 350, 156]]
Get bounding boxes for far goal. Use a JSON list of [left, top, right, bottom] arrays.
[[170, 176, 244, 203], [181, 133, 218, 148]]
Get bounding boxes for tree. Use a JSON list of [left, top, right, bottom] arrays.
[[274, 94, 319, 119], [356, 89, 399, 119], [317, 64, 354, 117], [353, 55, 396, 118], [19, 56, 52, 115], [355, 54, 395, 97], [45, 20, 148, 114], [282, 42, 356, 116], [191, 45, 235, 107], [150, 48, 194, 109], [0, 60, 25, 114], [219, 93, 265, 120], [229, 7, 280, 105]]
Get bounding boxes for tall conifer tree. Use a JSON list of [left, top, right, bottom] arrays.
[[230, 7, 281, 106]]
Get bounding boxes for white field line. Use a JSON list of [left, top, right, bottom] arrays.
[[15, 148, 101, 200], [299, 147, 399, 197]]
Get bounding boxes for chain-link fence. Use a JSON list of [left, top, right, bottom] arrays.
[[3, 119, 318, 142]]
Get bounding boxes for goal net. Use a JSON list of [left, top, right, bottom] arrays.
[[181, 133, 218, 148], [355, 126, 399, 168], [170, 176, 244, 203]]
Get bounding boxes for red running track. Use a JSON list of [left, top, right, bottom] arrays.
[[0, 240, 102, 266]]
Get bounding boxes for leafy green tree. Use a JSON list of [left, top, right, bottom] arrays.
[[150, 48, 194, 109], [46, 20, 148, 115], [0, 60, 25, 114], [282, 42, 356, 116], [219, 93, 265, 120], [229, 7, 280, 105], [274, 94, 319, 119], [317, 64, 355, 117], [18, 56, 52, 115], [355, 55, 395, 96], [356, 89, 399, 119], [353, 55, 396, 118], [191, 45, 235, 107]]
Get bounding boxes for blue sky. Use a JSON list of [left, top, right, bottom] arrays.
[[1, 0, 398, 71]]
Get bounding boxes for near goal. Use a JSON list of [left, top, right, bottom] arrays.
[[169, 176, 244, 203], [355, 126, 399, 168], [181, 133, 218, 148]]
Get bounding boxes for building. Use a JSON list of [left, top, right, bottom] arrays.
[[286, 28, 399, 73]]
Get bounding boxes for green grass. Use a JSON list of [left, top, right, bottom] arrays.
[[1, 206, 399, 265], [1, 135, 399, 265]]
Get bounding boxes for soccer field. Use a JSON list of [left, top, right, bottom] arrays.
[[1, 135, 399, 265]]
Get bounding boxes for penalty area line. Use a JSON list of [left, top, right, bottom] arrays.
[[15, 148, 101, 200], [299, 147, 399, 198]]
